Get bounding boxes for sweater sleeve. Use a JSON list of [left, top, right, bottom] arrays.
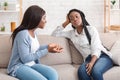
[[39, 45, 48, 50], [16, 32, 48, 64]]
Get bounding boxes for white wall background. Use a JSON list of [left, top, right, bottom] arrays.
[[22, 0, 105, 34], [0, 0, 19, 32], [0, 0, 120, 34]]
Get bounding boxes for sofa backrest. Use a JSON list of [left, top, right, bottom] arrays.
[[0, 34, 12, 68], [37, 35, 72, 65], [0, 32, 120, 68], [99, 32, 120, 50], [0, 34, 72, 68]]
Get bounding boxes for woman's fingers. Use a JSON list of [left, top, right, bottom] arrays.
[[86, 63, 92, 75], [54, 45, 63, 53], [48, 43, 63, 53]]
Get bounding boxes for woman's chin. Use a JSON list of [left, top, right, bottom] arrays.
[[39, 27, 44, 29]]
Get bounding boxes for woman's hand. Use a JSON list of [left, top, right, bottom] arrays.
[[62, 14, 70, 28], [86, 55, 97, 75], [86, 62, 94, 75], [48, 43, 63, 53]]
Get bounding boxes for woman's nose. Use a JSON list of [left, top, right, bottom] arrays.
[[45, 20, 47, 23], [73, 18, 77, 22]]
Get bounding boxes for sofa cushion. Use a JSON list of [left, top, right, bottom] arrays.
[[0, 69, 18, 80], [99, 32, 118, 50], [110, 40, 120, 65], [37, 35, 72, 65], [68, 40, 83, 64], [52, 64, 79, 80], [103, 66, 120, 80], [0, 35, 12, 68], [99, 32, 120, 65]]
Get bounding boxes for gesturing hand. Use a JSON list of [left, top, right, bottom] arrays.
[[48, 43, 63, 53]]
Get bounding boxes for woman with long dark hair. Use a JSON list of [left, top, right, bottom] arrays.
[[52, 9, 113, 80], [7, 5, 62, 80]]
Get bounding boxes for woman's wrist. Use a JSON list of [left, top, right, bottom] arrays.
[[62, 21, 70, 28], [90, 55, 97, 65]]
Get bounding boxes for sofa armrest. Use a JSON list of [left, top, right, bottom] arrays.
[[110, 40, 120, 66]]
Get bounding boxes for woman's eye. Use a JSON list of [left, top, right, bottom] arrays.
[[76, 16, 78, 18]]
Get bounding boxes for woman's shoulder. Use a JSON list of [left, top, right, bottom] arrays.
[[86, 25, 97, 32], [86, 25, 95, 29], [16, 30, 29, 39], [86, 25, 99, 36]]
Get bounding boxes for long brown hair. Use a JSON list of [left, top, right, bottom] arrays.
[[11, 5, 45, 45]]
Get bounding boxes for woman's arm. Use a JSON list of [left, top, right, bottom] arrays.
[[52, 25, 72, 39], [17, 37, 48, 63], [16, 33, 62, 64], [86, 26, 102, 75], [52, 15, 71, 38], [39, 45, 48, 50], [62, 15, 70, 28], [89, 26, 102, 58]]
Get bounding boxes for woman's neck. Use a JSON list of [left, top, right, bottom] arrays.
[[76, 26, 83, 34], [28, 29, 35, 38]]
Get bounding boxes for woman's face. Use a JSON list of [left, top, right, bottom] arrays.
[[38, 14, 47, 29], [69, 11, 82, 28]]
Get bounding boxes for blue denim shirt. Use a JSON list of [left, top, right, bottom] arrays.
[[7, 30, 48, 77]]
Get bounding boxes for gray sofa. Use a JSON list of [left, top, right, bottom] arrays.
[[0, 32, 120, 80]]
